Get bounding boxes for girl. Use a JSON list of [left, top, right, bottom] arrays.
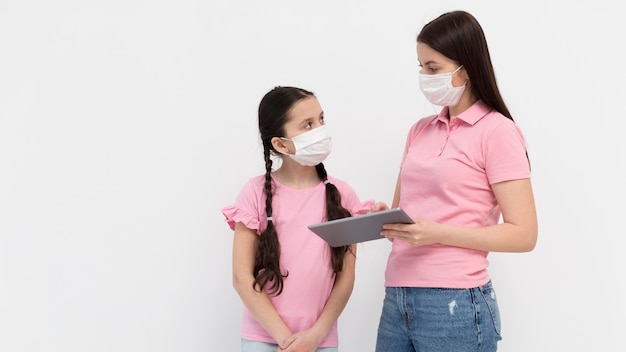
[[222, 86, 373, 352]]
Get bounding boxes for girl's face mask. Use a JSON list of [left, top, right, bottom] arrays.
[[280, 125, 332, 166], [418, 65, 466, 107]]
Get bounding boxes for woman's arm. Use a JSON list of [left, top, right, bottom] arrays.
[[438, 178, 537, 252], [372, 172, 401, 212], [232, 222, 293, 347], [381, 178, 538, 253], [391, 172, 401, 209]]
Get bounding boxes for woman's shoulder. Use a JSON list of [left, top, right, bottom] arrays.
[[403, 114, 438, 142], [480, 109, 525, 137], [410, 114, 439, 131], [415, 113, 439, 126]]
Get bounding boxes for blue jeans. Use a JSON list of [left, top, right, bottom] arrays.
[[241, 339, 338, 352], [375, 280, 502, 352]]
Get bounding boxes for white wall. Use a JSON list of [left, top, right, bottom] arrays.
[[1, 1, 624, 351]]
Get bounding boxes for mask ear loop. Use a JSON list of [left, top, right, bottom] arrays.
[[452, 65, 469, 90], [454, 65, 468, 84]]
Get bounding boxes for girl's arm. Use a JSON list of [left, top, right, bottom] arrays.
[[280, 244, 357, 351], [232, 222, 293, 348]]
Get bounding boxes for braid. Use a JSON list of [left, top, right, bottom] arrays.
[[254, 86, 318, 295], [252, 148, 288, 295], [315, 163, 354, 272]]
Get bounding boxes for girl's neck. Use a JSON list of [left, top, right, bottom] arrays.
[[272, 161, 321, 189]]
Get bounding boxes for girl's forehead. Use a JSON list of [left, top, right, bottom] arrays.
[[288, 97, 321, 119]]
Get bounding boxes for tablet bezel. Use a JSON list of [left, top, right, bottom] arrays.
[[307, 208, 414, 247]]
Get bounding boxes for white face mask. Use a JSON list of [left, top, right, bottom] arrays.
[[280, 125, 332, 166], [418, 65, 466, 107]]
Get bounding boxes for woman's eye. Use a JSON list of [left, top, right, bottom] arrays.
[[419, 65, 438, 74]]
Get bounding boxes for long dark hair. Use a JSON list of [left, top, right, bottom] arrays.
[[417, 10, 530, 165], [255, 86, 353, 295]]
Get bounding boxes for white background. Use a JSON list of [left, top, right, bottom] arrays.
[[1, 1, 625, 351]]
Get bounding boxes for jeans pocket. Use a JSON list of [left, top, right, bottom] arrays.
[[479, 281, 502, 335]]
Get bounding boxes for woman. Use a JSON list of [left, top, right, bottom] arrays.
[[373, 11, 538, 352]]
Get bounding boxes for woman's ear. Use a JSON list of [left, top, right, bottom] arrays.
[[271, 137, 290, 155], [461, 67, 470, 82]]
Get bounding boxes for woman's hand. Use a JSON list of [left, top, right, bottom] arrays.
[[381, 218, 440, 247]]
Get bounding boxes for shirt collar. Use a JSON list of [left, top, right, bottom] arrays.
[[430, 100, 492, 126]]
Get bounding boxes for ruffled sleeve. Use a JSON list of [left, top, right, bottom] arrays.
[[221, 205, 261, 232], [221, 176, 265, 235]]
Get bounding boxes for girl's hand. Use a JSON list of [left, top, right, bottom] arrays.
[[278, 329, 322, 352], [371, 201, 389, 213], [372, 202, 393, 242]]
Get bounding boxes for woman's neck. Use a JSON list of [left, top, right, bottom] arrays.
[[449, 87, 478, 117]]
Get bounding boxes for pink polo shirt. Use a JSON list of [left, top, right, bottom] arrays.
[[385, 100, 530, 289], [222, 175, 373, 347]]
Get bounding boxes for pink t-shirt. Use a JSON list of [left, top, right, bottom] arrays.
[[222, 174, 373, 347], [386, 100, 530, 289]]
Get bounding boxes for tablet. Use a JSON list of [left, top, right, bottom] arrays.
[[308, 208, 414, 247]]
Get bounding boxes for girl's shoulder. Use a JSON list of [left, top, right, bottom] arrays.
[[234, 174, 267, 199], [326, 175, 352, 190]]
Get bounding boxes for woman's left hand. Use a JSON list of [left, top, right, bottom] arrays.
[[381, 219, 439, 247]]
